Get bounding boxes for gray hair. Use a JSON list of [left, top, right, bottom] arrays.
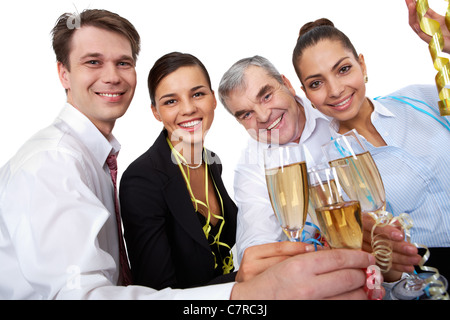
[[218, 55, 283, 114]]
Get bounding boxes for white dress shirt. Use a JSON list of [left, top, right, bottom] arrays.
[[0, 103, 234, 299], [234, 96, 332, 262]]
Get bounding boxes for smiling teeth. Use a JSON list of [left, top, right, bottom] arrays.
[[180, 120, 201, 128], [99, 93, 121, 97], [334, 96, 351, 107], [267, 115, 282, 130]]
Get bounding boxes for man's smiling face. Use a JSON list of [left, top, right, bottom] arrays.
[[58, 25, 137, 137], [225, 66, 305, 145]]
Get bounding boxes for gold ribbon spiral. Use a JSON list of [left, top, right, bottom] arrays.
[[416, 0, 450, 116], [369, 211, 394, 273]]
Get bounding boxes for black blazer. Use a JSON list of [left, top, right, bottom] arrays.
[[119, 130, 237, 289]]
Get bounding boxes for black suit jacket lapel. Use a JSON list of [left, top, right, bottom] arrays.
[[153, 131, 211, 252], [205, 150, 237, 245]]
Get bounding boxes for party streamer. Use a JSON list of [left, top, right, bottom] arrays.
[[416, 0, 450, 116], [390, 212, 449, 300]]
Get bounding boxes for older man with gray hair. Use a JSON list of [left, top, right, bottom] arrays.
[[218, 56, 420, 285], [218, 55, 332, 261]]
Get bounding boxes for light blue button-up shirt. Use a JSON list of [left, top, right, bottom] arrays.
[[331, 84, 450, 248]]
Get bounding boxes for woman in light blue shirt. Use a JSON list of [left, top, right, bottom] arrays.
[[291, 17, 450, 273]]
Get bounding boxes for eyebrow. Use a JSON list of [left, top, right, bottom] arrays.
[[234, 109, 249, 119], [80, 53, 134, 63], [233, 84, 274, 118], [158, 85, 207, 102], [256, 84, 274, 100], [80, 52, 103, 60], [303, 56, 350, 82]]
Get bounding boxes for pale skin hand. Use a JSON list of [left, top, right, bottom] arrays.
[[230, 249, 380, 300], [361, 213, 422, 282], [236, 215, 421, 284], [235, 241, 319, 282], [405, 0, 450, 54]]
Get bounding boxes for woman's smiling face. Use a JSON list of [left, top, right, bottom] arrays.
[[297, 39, 368, 122], [151, 65, 216, 148]]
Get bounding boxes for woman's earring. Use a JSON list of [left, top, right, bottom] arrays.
[[311, 103, 317, 109], [364, 75, 368, 83]]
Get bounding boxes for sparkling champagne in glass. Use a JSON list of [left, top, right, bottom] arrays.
[[309, 164, 383, 300], [308, 164, 363, 250], [321, 129, 393, 273], [322, 130, 448, 299], [322, 130, 386, 219], [264, 145, 308, 242]]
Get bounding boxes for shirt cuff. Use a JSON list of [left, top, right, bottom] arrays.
[[173, 282, 236, 300]]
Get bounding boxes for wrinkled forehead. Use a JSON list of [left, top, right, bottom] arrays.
[[239, 67, 279, 99], [224, 84, 252, 115]]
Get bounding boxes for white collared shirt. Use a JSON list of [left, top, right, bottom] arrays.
[[0, 103, 234, 299], [234, 96, 332, 262]]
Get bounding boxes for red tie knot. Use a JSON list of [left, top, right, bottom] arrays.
[[107, 154, 118, 171], [107, 154, 118, 183]]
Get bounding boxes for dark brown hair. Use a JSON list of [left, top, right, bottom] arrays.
[[292, 18, 358, 80], [148, 52, 212, 106], [51, 9, 141, 70]]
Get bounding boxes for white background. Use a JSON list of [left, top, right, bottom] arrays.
[[0, 0, 445, 197]]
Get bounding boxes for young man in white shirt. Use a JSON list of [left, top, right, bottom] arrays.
[[0, 9, 379, 300]]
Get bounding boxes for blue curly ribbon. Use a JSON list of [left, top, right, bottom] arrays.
[[299, 221, 325, 250]]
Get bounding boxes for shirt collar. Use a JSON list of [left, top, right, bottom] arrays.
[[57, 103, 121, 165], [371, 97, 396, 120], [328, 97, 396, 136], [297, 95, 330, 144]]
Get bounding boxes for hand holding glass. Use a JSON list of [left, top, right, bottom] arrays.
[[309, 165, 384, 299], [322, 130, 448, 299]]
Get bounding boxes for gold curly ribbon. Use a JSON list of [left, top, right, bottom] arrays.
[[369, 211, 394, 273], [387, 211, 449, 300], [167, 137, 234, 275], [416, 0, 450, 116]]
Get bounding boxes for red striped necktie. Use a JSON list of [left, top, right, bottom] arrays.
[[106, 154, 133, 286]]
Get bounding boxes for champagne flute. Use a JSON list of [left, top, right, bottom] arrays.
[[322, 130, 386, 218], [308, 164, 363, 250], [322, 130, 393, 274], [309, 164, 383, 300], [264, 145, 308, 242], [323, 130, 447, 299]]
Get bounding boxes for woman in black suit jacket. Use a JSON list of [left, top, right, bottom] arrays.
[[119, 52, 237, 289]]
